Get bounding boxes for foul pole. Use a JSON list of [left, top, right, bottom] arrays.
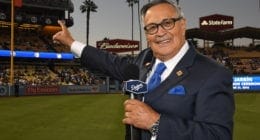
[[10, 0, 15, 87]]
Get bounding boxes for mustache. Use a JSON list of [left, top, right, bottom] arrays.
[[154, 36, 171, 42]]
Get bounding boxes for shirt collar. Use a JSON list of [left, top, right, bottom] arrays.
[[153, 41, 189, 81], [155, 41, 189, 69]]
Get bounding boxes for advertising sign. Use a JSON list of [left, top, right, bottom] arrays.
[[199, 14, 234, 31], [96, 39, 139, 53], [25, 86, 60, 95]]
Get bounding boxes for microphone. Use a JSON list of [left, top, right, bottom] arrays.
[[122, 63, 148, 101], [124, 80, 148, 101], [122, 64, 148, 140], [122, 64, 139, 81]]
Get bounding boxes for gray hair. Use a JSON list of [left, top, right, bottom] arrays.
[[141, 0, 184, 19]]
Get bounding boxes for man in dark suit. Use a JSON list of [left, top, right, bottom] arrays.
[[53, 0, 235, 140]]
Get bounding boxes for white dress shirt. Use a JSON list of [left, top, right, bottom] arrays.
[[71, 41, 85, 58], [146, 41, 189, 83]]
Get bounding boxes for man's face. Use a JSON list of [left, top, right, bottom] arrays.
[[143, 3, 186, 61]]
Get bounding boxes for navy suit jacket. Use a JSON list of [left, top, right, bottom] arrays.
[[80, 42, 235, 140]]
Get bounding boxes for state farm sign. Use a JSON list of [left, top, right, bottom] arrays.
[[96, 39, 139, 53], [200, 14, 234, 31]]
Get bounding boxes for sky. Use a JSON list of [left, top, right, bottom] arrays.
[[69, 0, 260, 48]]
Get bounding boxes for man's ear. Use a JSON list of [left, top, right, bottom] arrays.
[[180, 18, 187, 36]]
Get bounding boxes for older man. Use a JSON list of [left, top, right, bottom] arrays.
[[53, 0, 234, 140]]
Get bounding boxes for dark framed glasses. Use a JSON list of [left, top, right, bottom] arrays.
[[144, 17, 183, 35]]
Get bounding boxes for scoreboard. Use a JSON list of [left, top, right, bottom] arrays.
[[233, 75, 260, 91]]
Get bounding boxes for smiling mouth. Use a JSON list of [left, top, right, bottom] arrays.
[[156, 39, 171, 45]]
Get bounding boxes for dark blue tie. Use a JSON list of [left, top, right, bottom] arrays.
[[148, 63, 166, 91]]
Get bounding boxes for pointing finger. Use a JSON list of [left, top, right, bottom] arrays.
[[57, 20, 67, 31]]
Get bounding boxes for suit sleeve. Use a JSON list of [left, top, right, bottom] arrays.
[[157, 67, 235, 140], [80, 46, 133, 82]]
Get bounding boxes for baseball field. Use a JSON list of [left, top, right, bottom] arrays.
[[0, 93, 259, 140]]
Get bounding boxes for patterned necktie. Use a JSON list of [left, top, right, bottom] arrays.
[[148, 63, 166, 91]]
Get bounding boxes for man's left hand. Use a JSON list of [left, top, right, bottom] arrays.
[[123, 99, 160, 130]]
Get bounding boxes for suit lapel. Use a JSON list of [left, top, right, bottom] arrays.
[[137, 48, 155, 82], [140, 60, 154, 81], [165, 43, 197, 83], [145, 44, 198, 103]]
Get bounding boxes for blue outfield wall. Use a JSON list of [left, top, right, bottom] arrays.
[[1, 75, 260, 97], [0, 85, 13, 96], [0, 85, 108, 97]]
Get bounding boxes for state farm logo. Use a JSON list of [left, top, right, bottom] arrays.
[[201, 20, 209, 25], [201, 20, 233, 26]]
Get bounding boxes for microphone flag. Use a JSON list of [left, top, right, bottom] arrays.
[[124, 80, 148, 94]]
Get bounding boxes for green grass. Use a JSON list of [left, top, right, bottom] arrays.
[[0, 93, 259, 140], [234, 93, 260, 140], [0, 94, 127, 140]]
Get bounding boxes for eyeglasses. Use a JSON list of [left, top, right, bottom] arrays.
[[144, 17, 183, 35]]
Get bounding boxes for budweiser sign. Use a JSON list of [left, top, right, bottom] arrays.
[[96, 39, 139, 52]]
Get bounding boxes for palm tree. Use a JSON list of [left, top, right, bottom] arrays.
[[176, 0, 180, 5], [126, 0, 138, 40], [137, 0, 142, 51], [80, 0, 98, 46]]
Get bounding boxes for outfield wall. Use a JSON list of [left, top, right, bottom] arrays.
[[0, 85, 12, 96], [1, 75, 260, 97], [0, 85, 108, 97]]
